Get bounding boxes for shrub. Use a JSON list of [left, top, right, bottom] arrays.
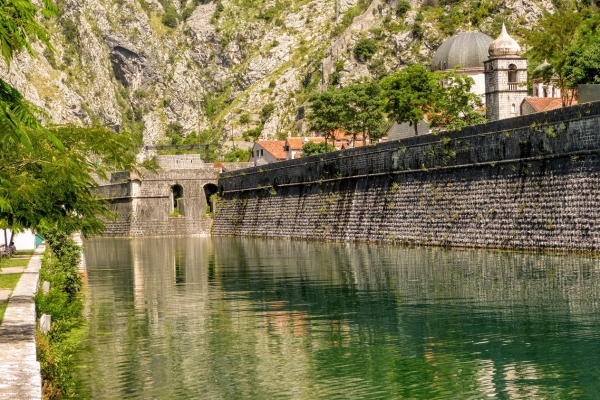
[[35, 228, 85, 399], [396, 1, 411, 18], [239, 113, 250, 124], [162, 8, 179, 28], [242, 126, 263, 141], [261, 103, 275, 121], [328, 71, 341, 85], [354, 38, 378, 62]]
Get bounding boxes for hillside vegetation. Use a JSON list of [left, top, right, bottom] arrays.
[[0, 0, 575, 157]]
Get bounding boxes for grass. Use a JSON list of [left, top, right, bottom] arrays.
[[0, 256, 31, 268], [0, 273, 22, 289], [0, 273, 22, 324]]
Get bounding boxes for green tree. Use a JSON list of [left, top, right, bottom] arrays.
[[161, 3, 180, 28], [301, 141, 335, 157], [381, 65, 440, 136], [0, 0, 148, 237], [563, 37, 600, 87], [342, 81, 387, 145], [429, 69, 485, 132], [224, 148, 251, 162], [1, 125, 146, 236], [306, 88, 346, 147], [198, 128, 222, 161], [521, 9, 588, 106]]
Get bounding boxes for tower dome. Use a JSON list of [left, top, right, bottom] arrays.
[[430, 31, 494, 72], [488, 24, 521, 57]]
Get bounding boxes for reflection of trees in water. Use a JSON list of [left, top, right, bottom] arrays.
[[77, 238, 600, 399]]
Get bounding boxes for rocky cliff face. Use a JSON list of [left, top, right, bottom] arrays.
[[0, 0, 557, 155]]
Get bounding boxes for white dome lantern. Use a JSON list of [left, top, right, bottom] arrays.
[[488, 24, 521, 57]]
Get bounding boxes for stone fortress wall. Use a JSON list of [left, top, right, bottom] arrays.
[[96, 154, 252, 237], [213, 101, 600, 251]]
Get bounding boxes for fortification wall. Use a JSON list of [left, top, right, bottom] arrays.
[[97, 156, 222, 237], [213, 101, 600, 251]]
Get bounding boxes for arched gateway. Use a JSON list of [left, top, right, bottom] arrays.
[[94, 155, 252, 237]]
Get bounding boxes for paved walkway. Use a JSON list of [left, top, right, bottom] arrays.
[[0, 246, 44, 400]]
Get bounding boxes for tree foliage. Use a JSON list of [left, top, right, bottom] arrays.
[[0, 0, 58, 66], [342, 81, 387, 143], [301, 141, 335, 157], [522, 8, 600, 105], [306, 88, 346, 146], [381, 65, 439, 135], [429, 70, 486, 131], [0, 0, 148, 237], [382, 65, 484, 134], [354, 38, 378, 62]]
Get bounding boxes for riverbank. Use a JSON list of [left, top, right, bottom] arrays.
[[0, 246, 44, 399]]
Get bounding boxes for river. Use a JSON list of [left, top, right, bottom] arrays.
[[73, 237, 600, 399]]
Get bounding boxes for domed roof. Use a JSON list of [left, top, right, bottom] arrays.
[[534, 59, 551, 72], [488, 24, 521, 57], [430, 31, 494, 72]]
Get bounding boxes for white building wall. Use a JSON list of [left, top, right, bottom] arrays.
[[2, 229, 37, 250]]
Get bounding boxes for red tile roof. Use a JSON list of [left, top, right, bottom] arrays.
[[257, 140, 286, 160], [524, 97, 564, 112], [286, 137, 325, 150]]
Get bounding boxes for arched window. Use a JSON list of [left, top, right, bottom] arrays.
[[171, 184, 183, 215], [511, 103, 516, 114], [508, 64, 517, 83], [204, 183, 218, 214]]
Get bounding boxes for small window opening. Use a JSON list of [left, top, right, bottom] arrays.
[[172, 184, 183, 215]]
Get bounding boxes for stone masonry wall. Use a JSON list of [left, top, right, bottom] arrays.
[[97, 156, 221, 237], [213, 101, 600, 251]]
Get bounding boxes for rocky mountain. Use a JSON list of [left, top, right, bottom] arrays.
[[1, 0, 557, 157]]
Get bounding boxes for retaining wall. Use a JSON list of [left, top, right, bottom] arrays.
[[213, 101, 600, 251]]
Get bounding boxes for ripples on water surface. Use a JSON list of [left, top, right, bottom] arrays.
[[73, 237, 600, 399]]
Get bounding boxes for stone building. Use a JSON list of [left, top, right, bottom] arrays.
[[95, 154, 252, 237], [484, 24, 528, 121]]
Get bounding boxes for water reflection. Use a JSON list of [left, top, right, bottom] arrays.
[[75, 237, 600, 399]]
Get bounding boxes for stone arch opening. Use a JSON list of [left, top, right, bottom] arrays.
[[204, 183, 218, 214], [508, 64, 517, 83], [172, 184, 183, 215]]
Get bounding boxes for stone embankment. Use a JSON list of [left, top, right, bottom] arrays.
[[0, 246, 45, 400], [214, 101, 600, 252]]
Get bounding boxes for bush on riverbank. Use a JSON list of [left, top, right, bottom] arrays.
[[35, 229, 85, 399]]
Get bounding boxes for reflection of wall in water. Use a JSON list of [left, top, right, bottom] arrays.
[[213, 238, 600, 317]]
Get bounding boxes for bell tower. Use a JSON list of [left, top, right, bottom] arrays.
[[484, 24, 528, 121]]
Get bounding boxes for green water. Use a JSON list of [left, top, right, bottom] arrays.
[[74, 237, 600, 399]]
